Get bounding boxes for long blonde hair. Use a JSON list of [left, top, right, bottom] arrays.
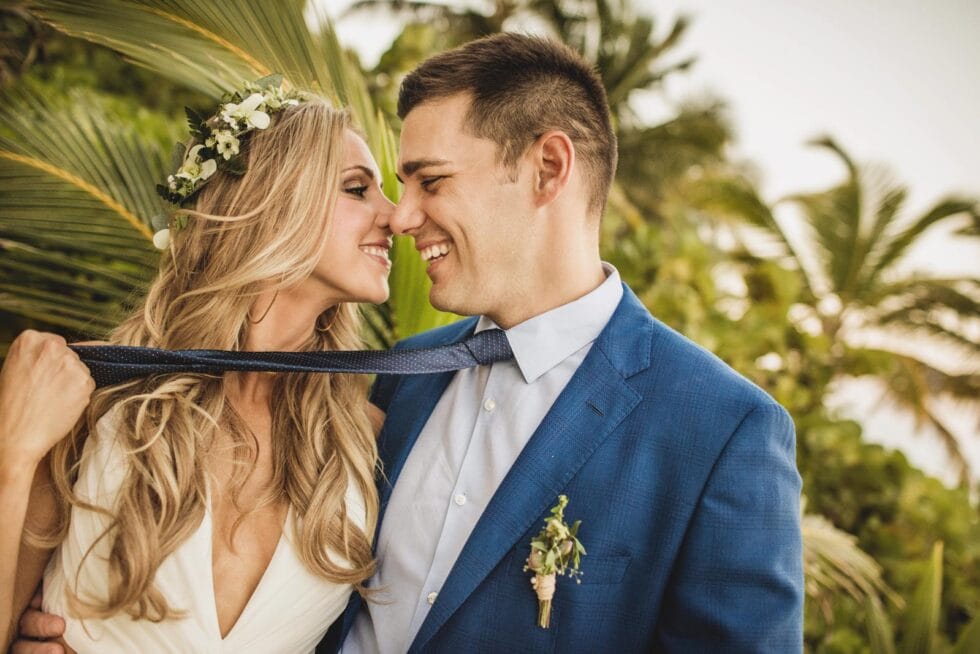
[[40, 96, 379, 620]]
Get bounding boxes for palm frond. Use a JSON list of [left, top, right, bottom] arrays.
[[866, 277, 980, 357], [31, 1, 381, 106], [866, 597, 897, 654], [617, 102, 731, 206], [897, 542, 943, 654], [782, 138, 926, 301], [30, 0, 259, 97], [0, 82, 168, 333], [856, 185, 907, 295], [783, 181, 861, 298], [845, 348, 974, 482], [686, 176, 817, 297], [802, 506, 900, 623], [0, 83, 170, 236], [870, 197, 978, 282]]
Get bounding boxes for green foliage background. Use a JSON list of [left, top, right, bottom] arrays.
[[0, 1, 977, 650]]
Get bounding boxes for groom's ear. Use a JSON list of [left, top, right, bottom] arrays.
[[531, 130, 575, 209]]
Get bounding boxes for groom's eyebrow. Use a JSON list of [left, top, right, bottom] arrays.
[[397, 158, 451, 182]]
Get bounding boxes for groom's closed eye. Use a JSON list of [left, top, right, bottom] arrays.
[[420, 177, 445, 192]]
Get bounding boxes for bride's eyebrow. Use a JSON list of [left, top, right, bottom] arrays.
[[343, 165, 376, 178], [342, 165, 383, 189]]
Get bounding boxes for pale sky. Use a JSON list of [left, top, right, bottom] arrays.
[[326, 0, 980, 484]]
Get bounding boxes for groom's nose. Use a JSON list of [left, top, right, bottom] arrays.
[[390, 187, 426, 235]]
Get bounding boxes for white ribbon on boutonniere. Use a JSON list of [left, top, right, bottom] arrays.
[[523, 495, 586, 628]]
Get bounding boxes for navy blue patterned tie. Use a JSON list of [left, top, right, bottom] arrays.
[[71, 329, 513, 388]]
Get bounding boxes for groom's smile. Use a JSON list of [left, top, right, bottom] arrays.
[[416, 239, 453, 279], [416, 240, 452, 265]]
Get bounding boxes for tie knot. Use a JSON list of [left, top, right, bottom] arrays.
[[464, 328, 513, 366]]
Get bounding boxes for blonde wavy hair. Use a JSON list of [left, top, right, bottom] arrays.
[[37, 96, 379, 620]]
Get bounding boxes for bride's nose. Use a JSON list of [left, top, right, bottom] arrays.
[[374, 194, 395, 231]]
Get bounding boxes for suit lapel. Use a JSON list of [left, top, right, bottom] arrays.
[[410, 289, 652, 650]]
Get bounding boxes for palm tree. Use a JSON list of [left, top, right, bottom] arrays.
[[0, 0, 458, 349], [692, 137, 980, 483]]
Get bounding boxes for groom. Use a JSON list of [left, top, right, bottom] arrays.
[[333, 33, 803, 652]]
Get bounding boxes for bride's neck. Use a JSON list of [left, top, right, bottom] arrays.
[[229, 288, 335, 405], [243, 287, 330, 353]]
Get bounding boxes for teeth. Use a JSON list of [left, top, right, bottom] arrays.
[[421, 242, 452, 262], [360, 245, 390, 261]]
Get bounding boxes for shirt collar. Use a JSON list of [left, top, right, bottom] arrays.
[[476, 263, 623, 383]]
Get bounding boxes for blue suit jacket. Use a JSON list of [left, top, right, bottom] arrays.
[[326, 284, 803, 652]]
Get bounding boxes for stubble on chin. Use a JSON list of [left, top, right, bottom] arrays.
[[428, 284, 472, 317]]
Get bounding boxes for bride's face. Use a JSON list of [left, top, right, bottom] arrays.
[[310, 130, 394, 305]]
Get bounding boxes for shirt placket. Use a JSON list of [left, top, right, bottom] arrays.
[[404, 362, 504, 637]]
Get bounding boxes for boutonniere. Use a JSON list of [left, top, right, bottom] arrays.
[[523, 495, 586, 628]]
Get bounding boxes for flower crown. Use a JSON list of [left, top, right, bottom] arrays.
[[152, 74, 304, 249]]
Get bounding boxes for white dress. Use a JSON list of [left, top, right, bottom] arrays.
[[43, 407, 363, 653]]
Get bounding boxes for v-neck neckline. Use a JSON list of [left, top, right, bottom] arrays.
[[202, 498, 292, 644]]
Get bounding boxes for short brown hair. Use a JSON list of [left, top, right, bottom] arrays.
[[398, 33, 617, 215]]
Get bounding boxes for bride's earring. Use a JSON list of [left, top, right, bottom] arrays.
[[247, 289, 279, 324], [316, 306, 341, 333]]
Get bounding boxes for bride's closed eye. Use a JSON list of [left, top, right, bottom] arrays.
[[343, 182, 369, 198]]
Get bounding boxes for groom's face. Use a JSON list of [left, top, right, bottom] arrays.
[[392, 93, 537, 320]]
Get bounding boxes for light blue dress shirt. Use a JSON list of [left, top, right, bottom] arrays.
[[344, 264, 623, 654]]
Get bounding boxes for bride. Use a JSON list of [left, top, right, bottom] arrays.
[[0, 81, 394, 652]]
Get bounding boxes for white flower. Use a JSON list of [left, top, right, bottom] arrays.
[[214, 131, 240, 160], [201, 158, 217, 178], [220, 92, 270, 130], [152, 228, 171, 250], [176, 144, 218, 182], [263, 86, 300, 111]]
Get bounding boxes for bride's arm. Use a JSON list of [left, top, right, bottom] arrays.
[[0, 331, 94, 649]]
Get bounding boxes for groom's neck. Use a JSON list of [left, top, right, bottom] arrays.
[[484, 250, 606, 330]]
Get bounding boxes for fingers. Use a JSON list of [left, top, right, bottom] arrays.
[[10, 587, 64, 654], [17, 608, 65, 640], [10, 330, 66, 354], [11, 641, 65, 654]]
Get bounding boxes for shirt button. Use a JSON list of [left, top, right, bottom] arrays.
[[427, 591, 438, 605], [454, 493, 467, 506], [483, 398, 496, 412]]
